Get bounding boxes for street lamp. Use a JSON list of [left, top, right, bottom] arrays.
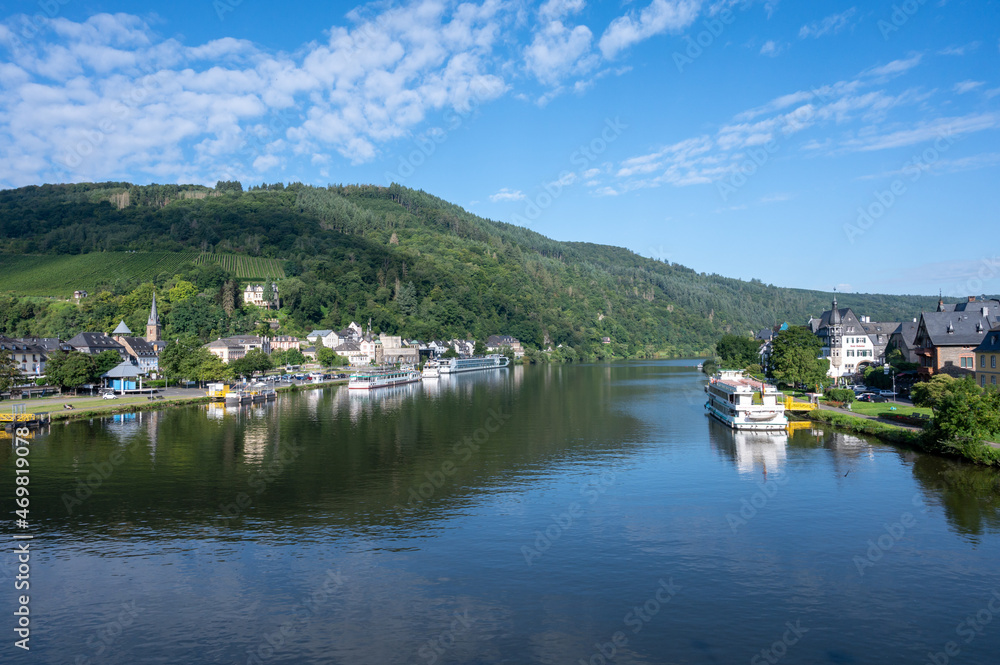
[[883, 363, 895, 402]]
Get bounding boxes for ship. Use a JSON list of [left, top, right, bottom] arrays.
[[704, 370, 788, 430], [348, 366, 422, 390], [437, 354, 510, 374]]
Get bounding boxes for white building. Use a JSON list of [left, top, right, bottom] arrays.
[[243, 283, 279, 310]]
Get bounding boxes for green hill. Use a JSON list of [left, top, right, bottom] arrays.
[[0, 181, 942, 357]]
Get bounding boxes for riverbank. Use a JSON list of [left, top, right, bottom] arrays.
[[10, 379, 349, 424], [803, 409, 1000, 467]]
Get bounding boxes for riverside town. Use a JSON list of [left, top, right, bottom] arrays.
[[2, 2, 999, 663]]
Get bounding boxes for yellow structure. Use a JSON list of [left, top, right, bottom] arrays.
[[974, 328, 1000, 390], [783, 396, 817, 412], [206, 383, 230, 401]]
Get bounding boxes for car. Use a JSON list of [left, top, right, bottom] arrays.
[[878, 389, 897, 397], [102, 392, 117, 400], [857, 393, 887, 403]]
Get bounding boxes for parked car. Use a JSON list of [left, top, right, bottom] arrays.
[[102, 392, 117, 400], [857, 393, 886, 403], [878, 389, 897, 397]]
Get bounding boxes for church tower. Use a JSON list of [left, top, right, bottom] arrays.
[[146, 293, 161, 343]]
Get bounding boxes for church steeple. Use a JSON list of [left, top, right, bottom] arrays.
[[145, 292, 161, 343]]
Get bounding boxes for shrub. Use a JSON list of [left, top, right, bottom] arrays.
[[827, 388, 855, 404]]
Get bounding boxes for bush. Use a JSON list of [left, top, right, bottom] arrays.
[[827, 388, 855, 404]]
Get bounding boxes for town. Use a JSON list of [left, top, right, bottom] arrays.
[[0, 283, 528, 397]]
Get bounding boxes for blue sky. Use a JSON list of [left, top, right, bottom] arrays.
[[1, 1, 998, 297]]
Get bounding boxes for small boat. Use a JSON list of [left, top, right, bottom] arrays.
[[348, 366, 421, 390], [421, 361, 440, 378]]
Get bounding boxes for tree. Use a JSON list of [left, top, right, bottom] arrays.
[[168, 280, 199, 302], [159, 336, 203, 378], [910, 375, 957, 409], [716, 334, 762, 369], [316, 347, 343, 367], [474, 340, 487, 356], [262, 279, 275, 308], [93, 350, 123, 379], [0, 349, 22, 392], [442, 347, 458, 358], [769, 326, 829, 389], [229, 349, 273, 380], [194, 352, 230, 384], [274, 348, 306, 367], [221, 280, 238, 317], [45, 350, 97, 392], [928, 377, 1000, 446]]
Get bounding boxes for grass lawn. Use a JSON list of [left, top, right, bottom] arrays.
[[845, 401, 933, 418]]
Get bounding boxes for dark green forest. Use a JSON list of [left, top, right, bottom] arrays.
[[0, 181, 944, 358]]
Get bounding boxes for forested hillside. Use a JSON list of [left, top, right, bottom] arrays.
[[0, 181, 941, 358]]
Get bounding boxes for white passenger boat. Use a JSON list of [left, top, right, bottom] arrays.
[[421, 361, 440, 378], [704, 370, 788, 430], [348, 367, 422, 390], [437, 354, 510, 374]]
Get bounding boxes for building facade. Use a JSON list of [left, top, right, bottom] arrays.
[[242, 283, 279, 310], [913, 306, 999, 377], [975, 327, 1000, 389], [204, 335, 271, 363]]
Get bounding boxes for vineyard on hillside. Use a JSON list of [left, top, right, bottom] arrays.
[[0, 252, 199, 296], [194, 253, 286, 279]]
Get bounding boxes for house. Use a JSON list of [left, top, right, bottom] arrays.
[[425, 341, 450, 357], [331, 341, 368, 366], [601, 336, 611, 344], [974, 326, 1000, 389], [67, 332, 129, 360], [0, 337, 47, 378], [307, 323, 363, 349], [111, 321, 159, 374], [73, 290, 88, 301], [912, 305, 1000, 377], [859, 317, 901, 363], [888, 320, 920, 364], [449, 339, 476, 357], [242, 283, 279, 310], [306, 329, 335, 347], [810, 298, 879, 381], [301, 346, 317, 361], [486, 335, 525, 358], [270, 335, 302, 353], [204, 335, 271, 363], [380, 335, 419, 365]]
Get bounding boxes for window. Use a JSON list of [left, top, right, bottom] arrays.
[[994, 376, 998, 385], [993, 355, 997, 369], [983, 355, 987, 368]]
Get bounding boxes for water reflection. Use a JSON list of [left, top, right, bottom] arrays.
[[912, 454, 1000, 539]]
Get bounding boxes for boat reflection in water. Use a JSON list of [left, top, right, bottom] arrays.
[[707, 416, 788, 476]]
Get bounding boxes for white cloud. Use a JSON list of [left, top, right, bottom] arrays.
[[938, 42, 979, 56], [798, 8, 856, 39], [490, 187, 525, 201], [539, 0, 587, 21], [953, 80, 984, 94], [525, 20, 596, 85], [759, 40, 780, 56], [864, 53, 922, 78], [598, 0, 701, 59], [0, 4, 512, 186]]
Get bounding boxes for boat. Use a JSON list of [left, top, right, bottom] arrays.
[[704, 370, 788, 430], [421, 360, 440, 378], [348, 366, 422, 390], [437, 354, 510, 374], [224, 383, 277, 404]]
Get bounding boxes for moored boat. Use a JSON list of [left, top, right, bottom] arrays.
[[348, 366, 421, 390], [421, 361, 440, 378], [437, 354, 509, 374], [704, 370, 788, 430]]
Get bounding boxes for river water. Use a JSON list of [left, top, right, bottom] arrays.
[[4, 360, 1000, 664]]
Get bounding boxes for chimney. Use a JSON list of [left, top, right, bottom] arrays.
[[968, 296, 976, 303], [983, 307, 989, 317], [912, 317, 917, 323]]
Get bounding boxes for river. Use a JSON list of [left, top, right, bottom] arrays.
[[4, 360, 1000, 664]]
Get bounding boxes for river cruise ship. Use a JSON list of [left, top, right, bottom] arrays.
[[437, 354, 510, 374], [704, 370, 788, 431], [348, 367, 422, 390]]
